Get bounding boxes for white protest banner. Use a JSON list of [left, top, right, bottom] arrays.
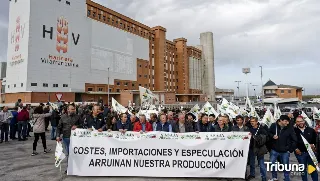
[[68, 129, 251, 178]]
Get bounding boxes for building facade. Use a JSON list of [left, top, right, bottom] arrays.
[[4, 0, 216, 105], [263, 80, 303, 100]]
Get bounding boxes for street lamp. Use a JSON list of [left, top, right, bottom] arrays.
[[259, 66, 263, 104], [242, 68, 250, 98], [235, 81, 241, 99], [247, 82, 252, 97]]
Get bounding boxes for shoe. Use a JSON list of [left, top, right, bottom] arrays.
[[246, 175, 255, 180], [44, 149, 51, 154], [51, 138, 55, 140], [31, 152, 39, 156]]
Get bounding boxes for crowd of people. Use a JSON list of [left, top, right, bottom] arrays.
[[0, 99, 320, 181]]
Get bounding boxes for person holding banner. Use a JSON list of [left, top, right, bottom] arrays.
[[213, 115, 229, 132], [155, 114, 172, 132], [116, 113, 132, 133], [268, 115, 297, 181], [294, 116, 318, 181], [83, 105, 106, 131], [172, 113, 194, 133], [246, 117, 268, 181], [196, 114, 212, 132], [133, 114, 153, 132]]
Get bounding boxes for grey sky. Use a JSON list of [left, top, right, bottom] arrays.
[[1, 0, 319, 95]]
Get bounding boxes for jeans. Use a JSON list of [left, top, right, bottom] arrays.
[[10, 124, 17, 139], [249, 149, 266, 179], [33, 132, 47, 151], [63, 138, 70, 156], [51, 126, 56, 139], [18, 121, 28, 140], [27, 122, 31, 135], [270, 149, 290, 181], [0, 123, 9, 141], [295, 152, 318, 181]]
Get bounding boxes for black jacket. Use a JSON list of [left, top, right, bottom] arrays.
[[232, 125, 250, 132], [50, 110, 61, 127], [250, 124, 269, 156], [83, 114, 106, 130], [294, 127, 317, 153], [56, 114, 83, 138], [196, 121, 213, 132], [268, 122, 297, 153], [172, 122, 194, 133]]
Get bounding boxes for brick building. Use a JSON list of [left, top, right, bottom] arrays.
[[4, 0, 217, 106], [263, 80, 303, 100]]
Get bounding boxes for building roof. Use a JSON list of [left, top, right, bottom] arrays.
[[263, 80, 277, 87], [277, 84, 302, 89]]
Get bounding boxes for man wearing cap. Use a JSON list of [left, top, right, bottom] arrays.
[[294, 116, 318, 181], [268, 115, 297, 181]]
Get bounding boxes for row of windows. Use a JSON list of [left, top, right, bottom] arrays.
[[87, 8, 155, 41], [280, 90, 292, 94], [30, 83, 68, 88]]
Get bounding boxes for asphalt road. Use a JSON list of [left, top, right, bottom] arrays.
[[0, 131, 312, 181]]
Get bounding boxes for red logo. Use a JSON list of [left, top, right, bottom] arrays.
[[15, 16, 21, 52], [56, 16, 68, 53]]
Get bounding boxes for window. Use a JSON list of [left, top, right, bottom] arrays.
[[124, 82, 128, 86], [280, 90, 284, 94], [109, 89, 112, 92], [139, 64, 142, 67], [116, 89, 120, 92], [43, 83, 48, 87], [88, 88, 93, 91], [144, 84, 147, 87], [132, 83, 135, 87], [98, 14, 101, 19], [177, 86, 179, 89], [144, 75, 147, 78], [7, 85, 9, 88], [53, 84, 58, 88], [152, 66, 154, 69], [87, 10, 91, 16], [152, 54, 154, 58], [116, 82, 120, 85], [21, 83, 23, 87], [139, 84, 142, 86], [31, 83, 37, 86], [98, 88, 103, 91], [103, 16, 106, 21], [93, 12, 96, 17], [63, 84, 68, 87], [14, 84, 16, 88], [107, 17, 110, 22], [139, 75, 142, 77], [288, 90, 292, 93]]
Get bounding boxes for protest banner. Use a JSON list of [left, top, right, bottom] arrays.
[[68, 129, 251, 178]]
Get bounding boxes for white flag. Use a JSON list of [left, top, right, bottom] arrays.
[[139, 86, 158, 103], [189, 104, 201, 120], [111, 98, 127, 114], [261, 108, 276, 128], [200, 102, 219, 118], [301, 111, 312, 128], [301, 134, 320, 172], [313, 107, 320, 120]]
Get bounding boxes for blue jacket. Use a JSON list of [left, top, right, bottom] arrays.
[[10, 111, 18, 125], [155, 122, 172, 132], [116, 120, 132, 131]]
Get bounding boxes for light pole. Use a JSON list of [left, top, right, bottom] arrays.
[[107, 67, 110, 105], [235, 81, 241, 99], [247, 82, 252, 97], [259, 66, 263, 104], [252, 85, 258, 97], [242, 68, 251, 99]]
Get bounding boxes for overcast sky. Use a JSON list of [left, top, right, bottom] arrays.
[[1, 0, 319, 96]]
